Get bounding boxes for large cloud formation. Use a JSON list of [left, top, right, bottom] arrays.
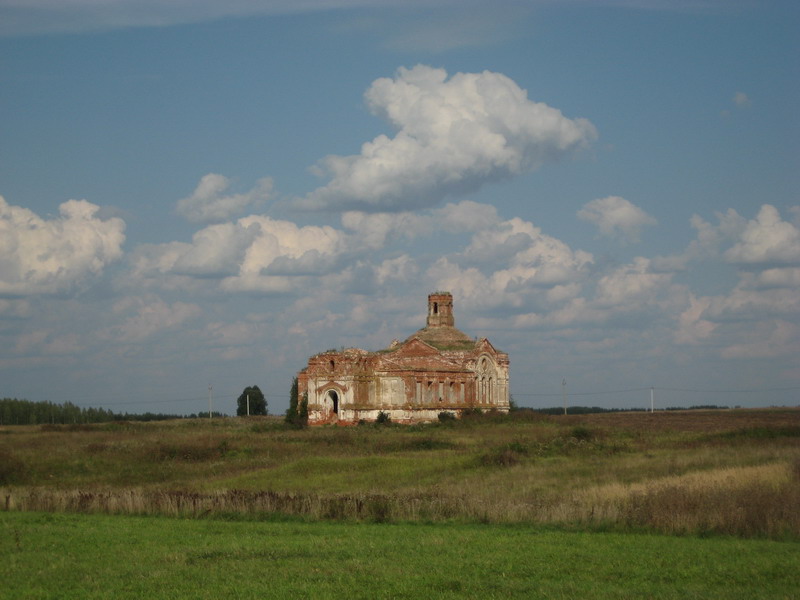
[[298, 65, 597, 212], [129, 214, 343, 294], [0, 196, 126, 296]]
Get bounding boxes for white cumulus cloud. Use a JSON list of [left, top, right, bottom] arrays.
[[593, 257, 675, 308], [0, 196, 125, 296], [129, 214, 344, 294], [425, 215, 594, 316], [176, 174, 273, 224], [298, 65, 596, 212], [577, 196, 657, 243], [724, 204, 800, 266]]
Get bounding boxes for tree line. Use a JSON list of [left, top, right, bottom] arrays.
[[2, 383, 282, 426], [0, 398, 193, 425]]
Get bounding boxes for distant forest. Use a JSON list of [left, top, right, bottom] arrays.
[[0, 398, 223, 425], [1, 397, 732, 426]]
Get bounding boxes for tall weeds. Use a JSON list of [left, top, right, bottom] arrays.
[[2, 409, 799, 538], [4, 460, 799, 538]]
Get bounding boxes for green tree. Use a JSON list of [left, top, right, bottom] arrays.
[[285, 377, 299, 424], [285, 377, 308, 428], [298, 392, 308, 424], [237, 386, 267, 416]]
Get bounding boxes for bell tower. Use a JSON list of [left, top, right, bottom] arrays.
[[427, 292, 454, 328]]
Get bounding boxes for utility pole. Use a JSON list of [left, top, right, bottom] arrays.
[[246, 393, 250, 417], [562, 378, 567, 415], [208, 384, 212, 419], [650, 386, 654, 413]]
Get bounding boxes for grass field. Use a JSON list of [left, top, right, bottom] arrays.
[[2, 511, 799, 599], [2, 408, 799, 597], [2, 408, 799, 538]]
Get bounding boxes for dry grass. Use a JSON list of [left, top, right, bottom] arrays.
[[4, 460, 798, 537], [1, 408, 799, 538]]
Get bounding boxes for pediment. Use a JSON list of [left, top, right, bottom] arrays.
[[375, 336, 466, 371], [475, 337, 499, 355], [391, 336, 439, 357]]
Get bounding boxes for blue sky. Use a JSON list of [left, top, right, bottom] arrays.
[[1, 0, 798, 415]]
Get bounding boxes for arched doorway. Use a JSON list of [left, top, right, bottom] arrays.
[[325, 389, 339, 415]]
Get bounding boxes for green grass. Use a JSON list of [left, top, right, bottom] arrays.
[[2, 511, 798, 599], [2, 409, 799, 537]]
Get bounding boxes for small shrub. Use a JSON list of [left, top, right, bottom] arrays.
[[438, 411, 456, 423], [458, 407, 486, 425], [0, 448, 27, 484], [66, 424, 96, 432], [481, 448, 521, 467], [376, 412, 391, 425], [506, 441, 528, 454], [480, 442, 528, 467], [85, 442, 110, 455], [571, 426, 593, 441]]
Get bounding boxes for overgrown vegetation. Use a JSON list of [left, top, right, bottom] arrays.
[[2, 408, 799, 539]]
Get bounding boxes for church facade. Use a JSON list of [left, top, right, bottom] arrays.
[[297, 292, 510, 425]]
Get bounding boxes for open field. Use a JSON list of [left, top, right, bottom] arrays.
[[2, 408, 799, 538], [2, 512, 799, 599]]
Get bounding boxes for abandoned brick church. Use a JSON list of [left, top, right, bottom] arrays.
[[297, 292, 510, 425]]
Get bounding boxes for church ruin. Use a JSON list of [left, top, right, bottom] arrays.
[[297, 292, 510, 425]]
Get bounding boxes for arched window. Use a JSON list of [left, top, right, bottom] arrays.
[[476, 356, 495, 404]]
